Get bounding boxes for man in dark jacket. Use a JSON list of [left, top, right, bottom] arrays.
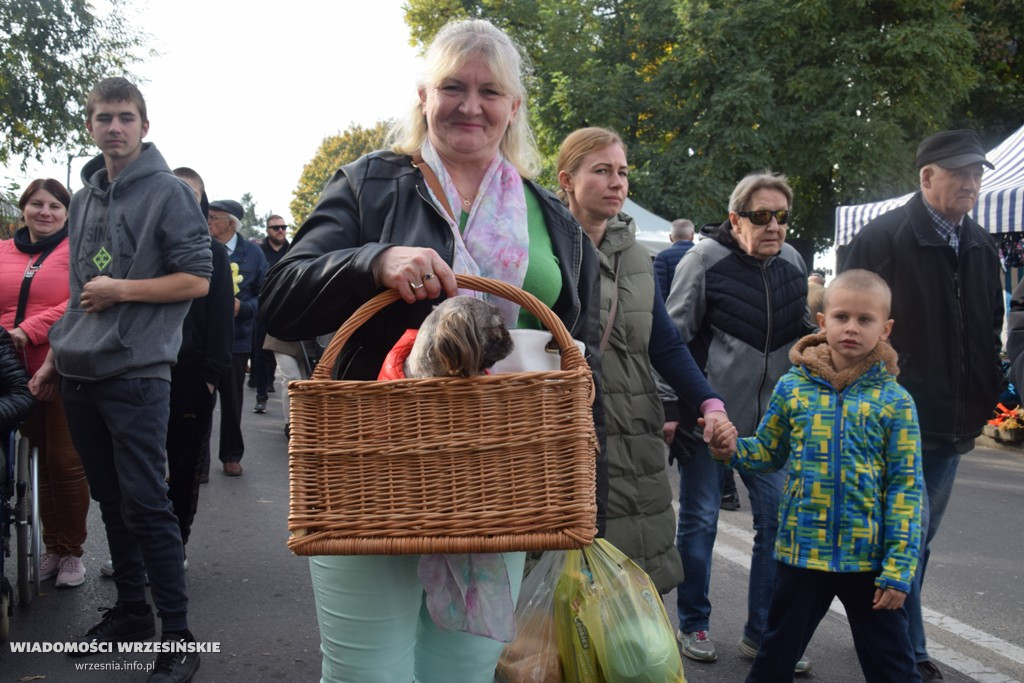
[[839, 129, 1003, 682], [206, 199, 267, 476], [251, 214, 290, 413], [653, 218, 695, 302]]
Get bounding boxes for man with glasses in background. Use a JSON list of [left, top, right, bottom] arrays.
[[840, 130, 1003, 682], [251, 215, 289, 414]]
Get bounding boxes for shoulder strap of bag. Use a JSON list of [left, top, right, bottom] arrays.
[[411, 150, 458, 224], [14, 245, 59, 328], [598, 252, 621, 355]]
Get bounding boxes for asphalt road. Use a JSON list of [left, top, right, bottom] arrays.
[[2, 380, 1023, 682]]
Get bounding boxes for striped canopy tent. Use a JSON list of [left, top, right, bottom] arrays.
[[835, 123, 1024, 248]]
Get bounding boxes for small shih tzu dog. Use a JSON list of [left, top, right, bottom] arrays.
[[406, 296, 514, 378]]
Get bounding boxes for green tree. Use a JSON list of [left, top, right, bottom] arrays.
[[0, 0, 149, 167], [954, 0, 1024, 147], [404, 0, 1005, 250], [290, 120, 391, 226], [239, 192, 266, 241]]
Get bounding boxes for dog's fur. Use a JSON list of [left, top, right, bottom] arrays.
[[406, 297, 514, 378]]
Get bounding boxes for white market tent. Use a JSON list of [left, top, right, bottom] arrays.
[[624, 198, 673, 255], [835, 123, 1024, 247]]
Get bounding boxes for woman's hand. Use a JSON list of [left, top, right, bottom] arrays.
[[662, 420, 679, 445], [29, 349, 59, 401], [9, 327, 29, 350], [373, 247, 458, 304]]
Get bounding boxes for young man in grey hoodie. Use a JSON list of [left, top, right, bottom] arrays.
[[39, 77, 211, 683]]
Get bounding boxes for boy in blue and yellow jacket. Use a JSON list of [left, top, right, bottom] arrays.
[[711, 269, 923, 683]]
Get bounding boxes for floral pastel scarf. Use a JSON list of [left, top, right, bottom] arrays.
[[419, 140, 529, 328]]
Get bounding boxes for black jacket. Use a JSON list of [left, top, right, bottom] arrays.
[[839, 192, 1003, 444], [259, 150, 608, 530], [0, 327, 34, 432], [176, 240, 234, 387]]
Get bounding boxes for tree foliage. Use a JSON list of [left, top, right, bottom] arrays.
[[0, 0, 149, 167], [404, 0, 1018, 250], [239, 192, 266, 241], [290, 120, 391, 226]]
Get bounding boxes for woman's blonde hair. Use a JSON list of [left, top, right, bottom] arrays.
[[387, 19, 541, 178], [555, 127, 626, 202]]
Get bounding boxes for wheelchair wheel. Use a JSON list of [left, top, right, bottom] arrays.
[[15, 438, 40, 606], [1, 581, 10, 642]]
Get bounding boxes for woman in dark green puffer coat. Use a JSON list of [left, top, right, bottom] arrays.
[[557, 127, 731, 592]]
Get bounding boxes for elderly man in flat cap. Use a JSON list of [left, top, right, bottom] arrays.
[[840, 129, 1003, 681], [205, 199, 267, 477]]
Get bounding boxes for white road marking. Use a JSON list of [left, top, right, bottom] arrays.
[[709, 518, 1022, 682]]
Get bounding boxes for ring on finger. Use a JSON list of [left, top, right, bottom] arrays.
[[410, 282, 424, 290], [422, 272, 435, 281]]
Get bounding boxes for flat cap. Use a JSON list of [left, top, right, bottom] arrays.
[[208, 199, 244, 220], [915, 129, 994, 170]]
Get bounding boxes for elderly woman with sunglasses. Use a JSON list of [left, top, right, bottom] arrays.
[[665, 171, 814, 671]]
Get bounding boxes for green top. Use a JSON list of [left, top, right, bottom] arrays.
[[457, 186, 561, 330]]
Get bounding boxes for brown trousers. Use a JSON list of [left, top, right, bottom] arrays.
[[20, 396, 90, 557]]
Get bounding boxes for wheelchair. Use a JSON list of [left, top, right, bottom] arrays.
[[1, 429, 41, 642]]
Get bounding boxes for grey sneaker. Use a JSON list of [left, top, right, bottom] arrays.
[[739, 635, 812, 674], [678, 629, 717, 662]]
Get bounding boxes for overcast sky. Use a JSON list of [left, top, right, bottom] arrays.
[[3, 0, 421, 225]]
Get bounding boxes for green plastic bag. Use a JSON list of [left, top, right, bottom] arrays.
[[554, 539, 685, 683]]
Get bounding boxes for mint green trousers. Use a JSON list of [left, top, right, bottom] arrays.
[[310, 552, 526, 682]]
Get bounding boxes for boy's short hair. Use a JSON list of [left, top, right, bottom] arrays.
[[86, 77, 147, 123], [172, 167, 204, 193], [824, 269, 892, 316]]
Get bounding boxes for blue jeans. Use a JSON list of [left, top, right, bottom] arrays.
[[676, 441, 784, 642], [906, 443, 963, 662], [61, 378, 189, 632]]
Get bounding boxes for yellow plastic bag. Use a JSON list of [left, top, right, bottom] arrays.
[[496, 551, 566, 683], [554, 548, 601, 682], [554, 539, 685, 683]]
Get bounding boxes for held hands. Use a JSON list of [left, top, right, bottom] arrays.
[[872, 587, 907, 610], [373, 247, 458, 304], [699, 410, 738, 461]]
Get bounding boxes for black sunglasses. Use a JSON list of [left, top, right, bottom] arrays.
[[738, 209, 790, 226], [267, 225, 287, 231]]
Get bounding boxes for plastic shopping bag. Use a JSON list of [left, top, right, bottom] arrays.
[[554, 548, 601, 682], [583, 539, 685, 682], [495, 551, 567, 683], [553, 539, 685, 683]]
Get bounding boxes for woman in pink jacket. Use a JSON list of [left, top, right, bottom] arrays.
[[0, 178, 89, 588]]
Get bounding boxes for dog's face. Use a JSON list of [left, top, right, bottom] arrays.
[[407, 296, 514, 378]]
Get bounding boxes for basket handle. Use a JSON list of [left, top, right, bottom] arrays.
[[312, 274, 587, 380]]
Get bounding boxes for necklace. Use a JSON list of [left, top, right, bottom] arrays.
[[456, 189, 473, 208]]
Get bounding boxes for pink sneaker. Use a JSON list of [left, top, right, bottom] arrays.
[[39, 553, 61, 581], [55, 556, 86, 588]]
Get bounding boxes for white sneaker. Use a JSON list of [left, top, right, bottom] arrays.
[[39, 553, 61, 581], [55, 556, 86, 588]]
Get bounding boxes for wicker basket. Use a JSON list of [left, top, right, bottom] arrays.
[[286, 274, 598, 556]]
